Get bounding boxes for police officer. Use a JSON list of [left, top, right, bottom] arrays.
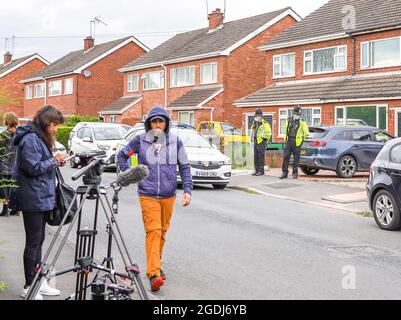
[[250, 109, 272, 176], [280, 106, 309, 180]]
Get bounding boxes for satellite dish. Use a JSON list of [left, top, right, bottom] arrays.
[[83, 70, 92, 78]]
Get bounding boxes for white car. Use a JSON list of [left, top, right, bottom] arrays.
[[54, 141, 67, 158], [69, 122, 129, 169], [116, 124, 232, 189]]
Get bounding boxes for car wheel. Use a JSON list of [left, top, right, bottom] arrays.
[[70, 153, 78, 168], [212, 184, 228, 190], [373, 189, 401, 231], [336, 155, 357, 178], [300, 166, 320, 176]]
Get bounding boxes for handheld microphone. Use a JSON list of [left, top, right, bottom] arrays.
[[112, 165, 149, 187]]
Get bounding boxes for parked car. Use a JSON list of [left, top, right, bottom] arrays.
[[67, 122, 131, 150], [299, 126, 395, 178], [69, 122, 129, 169], [367, 138, 401, 230], [337, 118, 369, 126], [116, 123, 232, 189], [197, 121, 250, 150]]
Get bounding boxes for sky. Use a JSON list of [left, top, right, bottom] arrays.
[[0, 0, 329, 63]]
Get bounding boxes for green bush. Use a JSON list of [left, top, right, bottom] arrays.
[[66, 114, 100, 127], [56, 126, 74, 150]]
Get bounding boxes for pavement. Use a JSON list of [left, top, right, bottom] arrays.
[[231, 167, 370, 214]]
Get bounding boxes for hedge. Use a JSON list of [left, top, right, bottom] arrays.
[[66, 114, 100, 127], [56, 126, 74, 150]]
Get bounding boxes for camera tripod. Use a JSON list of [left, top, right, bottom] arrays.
[[24, 159, 148, 300]]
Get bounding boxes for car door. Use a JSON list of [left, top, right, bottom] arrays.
[[71, 127, 85, 153], [80, 127, 94, 152], [387, 143, 401, 205], [349, 129, 379, 170]]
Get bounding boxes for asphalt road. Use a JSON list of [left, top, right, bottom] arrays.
[[53, 166, 401, 300]]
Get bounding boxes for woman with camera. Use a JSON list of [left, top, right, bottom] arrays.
[[12, 105, 66, 300]]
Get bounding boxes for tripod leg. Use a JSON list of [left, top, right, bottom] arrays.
[[25, 189, 91, 300], [97, 190, 149, 300]]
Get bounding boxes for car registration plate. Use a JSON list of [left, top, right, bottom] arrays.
[[196, 171, 217, 177]]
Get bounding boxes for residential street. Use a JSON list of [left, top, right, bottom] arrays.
[[3, 166, 399, 300]]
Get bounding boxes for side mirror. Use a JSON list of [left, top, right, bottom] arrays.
[[83, 137, 92, 143]]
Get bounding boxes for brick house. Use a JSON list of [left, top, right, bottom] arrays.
[[100, 7, 301, 127], [21, 36, 149, 119], [0, 52, 49, 118], [236, 0, 401, 141]]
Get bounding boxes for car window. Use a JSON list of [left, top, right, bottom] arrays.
[[82, 128, 92, 139], [221, 123, 242, 136], [390, 144, 401, 163], [172, 128, 213, 148], [373, 131, 393, 143], [77, 128, 85, 139], [352, 130, 372, 141], [332, 130, 352, 141], [93, 126, 127, 140], [124, 131, 135, 142], [308, 128, 329, 139]]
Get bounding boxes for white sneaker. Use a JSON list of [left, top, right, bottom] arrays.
[[21, 287, 43, 300], [39, 280, 61, 296]]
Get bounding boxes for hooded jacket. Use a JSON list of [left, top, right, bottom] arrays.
[[117, 106, 193, 198], [11, 123, 58, 213]]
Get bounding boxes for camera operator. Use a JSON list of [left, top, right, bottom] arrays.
[[117, 106, 193, 292], [11, 105, 65, 300]]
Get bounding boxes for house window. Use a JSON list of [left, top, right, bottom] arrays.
[[64, 78, 73, 95], [304, 45, 347, 74], [361, 37, 401, 69], [273, 53, 295, 78], [170, 66, 195, 87], [48, 80, 62, 96], [335, 105, 387, 129], [178, 111, 195, 126], [279, 107, 321, 136], [34, 83, 46, 98], [143, 71, 164, 90], [110, 115, 117, 123], [201, 63, 217, 84], [127, 74, 139, 92], [25, 86, 33, 100]]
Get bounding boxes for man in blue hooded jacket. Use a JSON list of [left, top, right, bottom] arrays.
[[117, 106, 192, 292]]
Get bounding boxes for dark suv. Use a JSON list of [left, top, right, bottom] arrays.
[[299, 126, 394, 178], [367, 137, 401, 231]]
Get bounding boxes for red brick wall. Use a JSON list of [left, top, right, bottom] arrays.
[[0, 58, 47, 117], [121, 14, 297, 128], [23, 41, 146, 119]]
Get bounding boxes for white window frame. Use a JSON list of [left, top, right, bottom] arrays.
[[110, 115, 117, 123], [48, 80, 62, 97], [170, 66, 195, 88], [64, 78, 73, 95], [360, 36, 401, 70], [127, 74, 139, 92], [278, 107, 321, 137], [142, 71, 164, 90], [273, 53, 295, 78], [200, 62, 218, 85], [334, 105, 388, 130], [304, 45, 347, 75], [25, 85, 33, 100], [34, 83, 46, 98], [178, 111, 195, 126]]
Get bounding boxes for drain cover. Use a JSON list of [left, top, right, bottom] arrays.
[[264, 182, 300, 189], [327, 246, 395, 257]]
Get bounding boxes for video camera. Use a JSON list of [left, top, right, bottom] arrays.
[[71, 151, 107, 185], [91, 277, 134, 300]]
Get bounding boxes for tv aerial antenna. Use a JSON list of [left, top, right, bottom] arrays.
[[90, 16, 108, 38]]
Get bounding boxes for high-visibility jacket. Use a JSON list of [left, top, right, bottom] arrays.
[[284, 119, 309, 147], [250, 119, 272, 144]]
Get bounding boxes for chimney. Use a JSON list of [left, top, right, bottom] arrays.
[[3, 51, 12, 64], [208, 8, 224, 31], [84, 36, 95, 50]]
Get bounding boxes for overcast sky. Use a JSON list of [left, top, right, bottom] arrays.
[[0, 0, 329, 63]]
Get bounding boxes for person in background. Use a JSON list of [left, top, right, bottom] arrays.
[[0, 112, 19, 216], [250, 109, 272, 176], [280, 106, 309, 180], [117, 106, 193, 292], [12, 105, 65, 300]]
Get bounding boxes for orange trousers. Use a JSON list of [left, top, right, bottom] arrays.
[[139, 196, 176, 279]]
